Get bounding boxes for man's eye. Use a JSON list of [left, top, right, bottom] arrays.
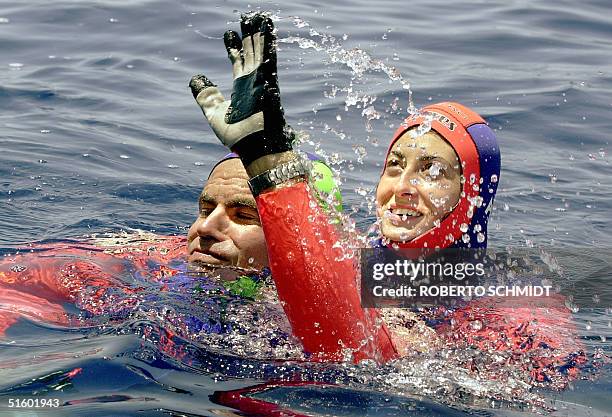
[[235, 210, 259, 222], [199, 207, 214, 216]]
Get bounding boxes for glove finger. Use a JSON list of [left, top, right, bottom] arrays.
[[249, 12, 265, 65], [253, 32, 263, 67], [240, 13, 253, 39], [224, 30, 244, 77], [189, 74, 216, 99], [241, 15, 255, 71], [261, 17, 278, 86], [191, 78, 227, 121]]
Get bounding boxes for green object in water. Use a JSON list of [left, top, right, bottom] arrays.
[[224, 275, 262, 299]]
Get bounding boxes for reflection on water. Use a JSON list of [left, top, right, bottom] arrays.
[[0, 232, 608, 416]]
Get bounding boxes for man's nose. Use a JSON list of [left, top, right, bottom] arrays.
[[195, 206, 229, 241]]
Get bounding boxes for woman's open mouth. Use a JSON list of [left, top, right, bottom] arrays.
[[385, 206, 423, 224]]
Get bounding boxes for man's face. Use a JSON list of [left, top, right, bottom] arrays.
[[187, 159, 269, 270]]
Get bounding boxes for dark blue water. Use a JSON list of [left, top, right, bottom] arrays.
[[1, 0, 611, 415]]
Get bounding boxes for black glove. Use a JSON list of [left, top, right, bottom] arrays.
[[189, 12, 294, 166]]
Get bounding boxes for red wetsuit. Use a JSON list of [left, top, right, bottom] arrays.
[[0, 235, 186, 336]]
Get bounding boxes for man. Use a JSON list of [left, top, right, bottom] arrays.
[[187, 156, 269, 271], [0, 155, 272, 337]]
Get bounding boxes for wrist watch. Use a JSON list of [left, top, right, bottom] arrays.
[[248, 158, 311, 196]]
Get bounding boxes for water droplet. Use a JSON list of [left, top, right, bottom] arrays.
[[460, 223, 469, 233], [336, 114, 342, 121], [549, 174, 557, 183], [490, 174, 498, 183], [469, 320, 483, 331], [194, 161, 204, 166], [109, 18, 118, 23], [353, 145, 367, 162], [40, 129, 51, 134], [462, 234, 470, 243], [37, 159, 47, 164], [248, 257, 254, 264], [355, 187, 367, 196], [477, 233, 485, 243], [429, 162, 441, 177], [0, 17, 10, 24], [167, 164, 179, 169], [10, 264, 27, 273]]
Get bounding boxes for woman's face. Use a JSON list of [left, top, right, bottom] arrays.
[[376, 130, 462, 242]]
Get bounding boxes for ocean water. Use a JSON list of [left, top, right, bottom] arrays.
[[1, 0, 611, 415]]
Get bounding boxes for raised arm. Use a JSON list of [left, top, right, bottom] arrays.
[[189, 12, 397, 363]]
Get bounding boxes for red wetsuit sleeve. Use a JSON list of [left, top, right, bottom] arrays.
[[256, 180, 398, 363]]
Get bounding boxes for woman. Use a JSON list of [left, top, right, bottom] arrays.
[[189, 13, 579, 375]]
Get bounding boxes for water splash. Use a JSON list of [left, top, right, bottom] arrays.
[[278, 15, 414, 130]]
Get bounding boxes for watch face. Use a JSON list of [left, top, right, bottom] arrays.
[[268, 170, 277, 182]]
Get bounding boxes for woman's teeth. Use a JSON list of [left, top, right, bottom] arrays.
[[383, 208, 422, 225], [391, 208, 421, 217]]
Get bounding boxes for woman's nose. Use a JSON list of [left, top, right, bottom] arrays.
[[394, 171, 419, 198]]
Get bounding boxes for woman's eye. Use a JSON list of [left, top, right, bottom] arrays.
[[385, 159, 402, 173], [423, 162, 446, 178]]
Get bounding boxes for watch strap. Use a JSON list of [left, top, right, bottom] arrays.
[[248, 158, 311, 196]]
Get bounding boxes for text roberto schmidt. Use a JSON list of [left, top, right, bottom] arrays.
[[370, 259, 553, 299]]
